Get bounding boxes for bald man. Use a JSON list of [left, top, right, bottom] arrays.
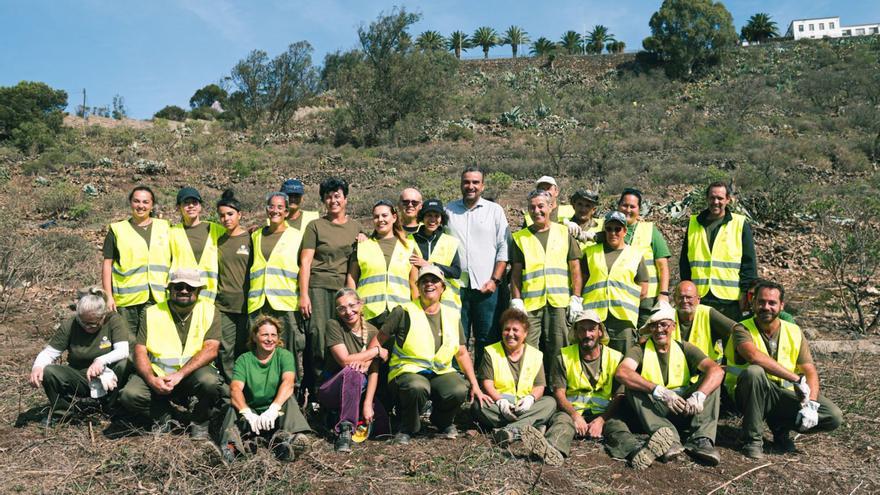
[[399, 188, 423, 234], [670, 281, 741, 362]]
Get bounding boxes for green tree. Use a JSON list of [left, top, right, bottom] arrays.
[[472, 26, 499, 59], [416, 30, 446, 51], [502, 25, 530, 58], [586, 25, 615, 54], [111, 94, 126, 120], [530, 37, 558, 57], [0, 81, 67, 153], [447, 30, 472, 59], [321, 50, 365, 90], [643, 0, 737, 78], [189, 84, 228, 109], [154, 105, 187, 121], [559, 30, 583, 55], [741, 13, 779, 43], [606, 40, 626, 53]]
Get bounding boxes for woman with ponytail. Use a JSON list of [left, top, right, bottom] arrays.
[[216, 189, 253, 381]]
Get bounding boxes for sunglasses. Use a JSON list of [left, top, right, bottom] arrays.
[[400, 200, 421, 207], [171, 283, 198, 292], [604, 225, 624, 233]]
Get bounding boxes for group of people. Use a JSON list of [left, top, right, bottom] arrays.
[[28, 167, 842, 469]]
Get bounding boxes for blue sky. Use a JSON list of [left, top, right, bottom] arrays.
[[2, 1, 878, 119]]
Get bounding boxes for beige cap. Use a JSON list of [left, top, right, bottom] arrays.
[[168, 268, 205, 288], [638, 300, 676, 335], [570, 309, 609, 345], [535, 176, 558, 188], [417, 264, 446, 283]]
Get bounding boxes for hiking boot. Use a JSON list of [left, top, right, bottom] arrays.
[[492, 427, 520, 447], [393, 432, 412, 445], [630, 427, 676, 470], [39, 415, 60, 429], [742, 440, 765, 459], [661, 442, 685, 462], [335, 422, 353, 453], [190, 421, 210, 441], [292, 433, 310, 457], [521, 425, 564, 466], [772, 429, 797, 453], [437, 425, 458, 440], [686, 437, 721, 466]]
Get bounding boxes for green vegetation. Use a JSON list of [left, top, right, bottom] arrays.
[[0, 81, 67, 153], [741, 13, 780, 43], [154, 104, 187, 121], [447, 30, 472, 59], [502, 26, 530, 58], [189, 83, 228, 109], [472, 26, 500, 59]]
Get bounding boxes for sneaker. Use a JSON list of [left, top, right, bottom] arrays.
[[661, 442, 685, 462], [772, 429, 797, 453], [742, 440, 765, 459], [686, 437, 721, 466], [335, 422, 353, 453], [190, 421, 210, 441], [521, 425, 564, 466], [393, 432, 412, 445], [492, 427, 520, 447], [630, 427, 676, 470]]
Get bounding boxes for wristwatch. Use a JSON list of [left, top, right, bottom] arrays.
[[659, 291, 671, 296], [491, 276, 502, 286]]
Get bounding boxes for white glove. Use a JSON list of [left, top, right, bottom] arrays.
[[565, 220, 582, 237], [514, 395, 536, 414], [567, 296, 583, 324], [496, 398, 518, 421], [241, 408, 262, 434], [653, 385, 688, 414], [794, 375, 811, 404], [99, 368, 118, 392], [576, 229, 596, 243], [685, 391, 706, 415], [259, 403, 282, 431], [510, 298, 525, 312], [796, 400, 820, 431]]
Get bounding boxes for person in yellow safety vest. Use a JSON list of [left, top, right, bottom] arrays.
[[616, 188, 672, 327], [346, 200, 415, 328], [519, 310, 641, 467], [522, 175, 575, 227], [399, 187, 423, 235], [581, 211, 649, 355], [368, 265, 490, 445], [280, 178, 320, 231], [169, 187, 225, 303], [671, 281, 740, 363], [617, 302, 725, 468], [472, 308, 557, 446], [723, 281, 842, 460], [510, 190, 584, 374], [563, 188, 604, 250], [408, 199, 462, 312], [118, 269, 222, 439], [102, 186, 171, 336], [680, 181, 757, 322], [248, 192, 306, 386]]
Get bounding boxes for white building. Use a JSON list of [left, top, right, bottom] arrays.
[[786, 16, 879, 40]]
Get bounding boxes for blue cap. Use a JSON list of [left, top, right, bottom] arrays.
[[280, 178, 305, 195]]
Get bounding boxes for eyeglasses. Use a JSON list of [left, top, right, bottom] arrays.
[[400, 200, 421, 207], [604, 226, 623, 233], [171, 283, 197, 292], [335, 302, 362, 313], [76, 315, 105, 329], [652, 320, 674, 330], [419, 277, 443, 286]]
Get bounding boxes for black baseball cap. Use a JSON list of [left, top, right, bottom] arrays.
[[176, 187, 202, 205]]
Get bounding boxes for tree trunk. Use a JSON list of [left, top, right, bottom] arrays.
[[512, 45, 518, 58], [483, 47, 489, 59]]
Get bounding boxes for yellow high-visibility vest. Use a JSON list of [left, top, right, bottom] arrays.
[[145, 300, 215, 377], [630, 221, 660, 298], [268, 210, 320, 229], [724, 317, 802, 396], [561, 344, 622, 414], [169, 222, 225, 302], [686, 213, 745, 301], [388, 301, 460, 382], [640, 339, 691, 393], [673, 304, 721, 362], [577, 217, 605, 251], [582, 244, 642, 327], [524, 204, 575, 226], [109, 218, 171, 306], [357, 237, 414, 320], [410, 232, 462, 311], [484, 342, 543, 400], [512, 223, 571, 312], [248, 227, 303, 313]]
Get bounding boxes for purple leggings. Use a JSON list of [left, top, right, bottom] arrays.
[[317, 366, 389, 436]]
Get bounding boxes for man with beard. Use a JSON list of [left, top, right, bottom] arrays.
[[724, 280, 842, 459]]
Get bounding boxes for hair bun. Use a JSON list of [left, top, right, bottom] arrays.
[[221, 189, 236, 200]]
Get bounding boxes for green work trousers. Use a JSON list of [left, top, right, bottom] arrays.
[[627, 385, 720, 445], [703, 299, 743, 323], [219, 395, 310, 447], [119, 366, 221, 424], [390, 372, 468, 435], [249, 306, 305, 386], [526, 305, 569, 373], [304, 287, 337, 390], [472, 395, 557, 430], [219, 311, 250, 383], [604, 317, 638, 356], [544, 409, 641, 459], [116, 304, 145, 346], [734, 364, 843, 443], [41, 360, 129, 418]]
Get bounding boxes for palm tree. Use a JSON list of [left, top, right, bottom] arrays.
[[606, 40, 626, 54], [741, 13, 779, 43], [559, 30, 583, 55], [530, 37, 558, 57], [502, 25, 530, 58], [416, 30, 446, 52], [447, 30, 472, 59], [472, 26, 499, 59], [586, 25, 615, 54]]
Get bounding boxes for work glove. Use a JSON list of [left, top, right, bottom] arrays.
[[567, 296, 584, 324], [564, 220, 582, 238], [653, 385, 688, 414], [685, 391, 706, 415], [796, 400, 820, 431], [514, 395, 535, 414], [510, 298, 526, 313], [496, 398, 518, 421], [794, 375, 811, 404], [240, 408, 261, 434], [99, 368, 118, 392], [576, 229, 597, 243], [259, 403, 282, 431]]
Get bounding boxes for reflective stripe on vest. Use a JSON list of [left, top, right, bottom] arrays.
[[145, 301, 215, 377], [582, 244, 642, 326], [485, 342, 543, 400], [629, 221, 659, 298], [673, 304, 721, 363], [513, 223, 571, 312], [640, 339, 691, 392], [247, 227, 303, 313], [388, 301, 460, 382], [687, 214, 745, 301], [110, 218, 171, 306], [357, 238, 414, 320], [561, 344, 622, 414], [723, 317, 802, 396], [169, 222, 225, 303]]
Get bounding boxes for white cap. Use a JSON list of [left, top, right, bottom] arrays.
[[535, 176, 558, 188], [639, 300, 676, 334]]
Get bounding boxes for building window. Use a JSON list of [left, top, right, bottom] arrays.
[[829, 22, 835, 29], [856, 28, 866, 35], [819, 23, 824, 30], [798, 25, 804, 32], [842, 29, 851, 36], [872, 27, 879, 34], [809, 24, 814, 31]]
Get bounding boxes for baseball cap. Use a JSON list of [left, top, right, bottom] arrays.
[[571, 189, 599, 204], [535, 176, 558, 188], [280, 178, 305, 195], [604, 210, 627, 226], [639, 301, 676, 335], [571, 309, 609, 345], [417, 265, 446, 283], [167, 268, 205, 288], [176, 187, 202, 205], [421, 199, 444, 215]]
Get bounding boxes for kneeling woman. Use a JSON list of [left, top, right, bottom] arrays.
[[473, 308, 556, 445], [220, 316, 311, 461], [369, 265, 490, 444], [318, 288, 390, 452], [29, 288, 130, 425]]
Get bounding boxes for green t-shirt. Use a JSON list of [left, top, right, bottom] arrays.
[[102, 218, 152, 261], [49, 313, 131, 370], [324, 319, 379, 375], [625, 340, 707, 385], [302, 218, 363, 289], [183, 222, 211, 264], [509, 226, 582, 265], [380, 305, 466, 352], [216, 231, 252, 314], [232, 348, 296, 413], [477, 345, 546, 388], [259, 226, 288, 261]]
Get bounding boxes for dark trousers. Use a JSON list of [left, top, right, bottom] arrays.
[[703, 298, 743, 323], [41, 360, 129, 418], [544, 409, 641, 459], [119, 366, 221, 424], [219, 395, 310, 447], [116, 304, 146, 346], [317, 366, 390, 436], [390, 372, 468, 434], [627, 386, 721, 445], [218, 311, 249, 382], [303, 287, 336, 392], [525, 305, 569, 373], [461, 288, 500, 369]]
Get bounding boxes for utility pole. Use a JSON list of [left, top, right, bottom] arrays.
[[82, 88, 87, 136]]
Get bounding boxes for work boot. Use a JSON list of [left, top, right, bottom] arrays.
[[393, 432, 412, 445], [521, 425, 564, 466], [190, 421, 210, 441], [292, 433, 310, 457], [335, 422, 353, 453], [492, 427, 521, 447], [151, 414, 176, 434], [742, 440, 765, 459], [686, 437, 720, 466], [661, 442, 685, 462], [273, 432, 295, 461], [630, 427, 676, 470], [437, 425, 458, 440], [772, 429, 797, 453]]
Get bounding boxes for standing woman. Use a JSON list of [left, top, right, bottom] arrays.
[[216, 190, 253, 382], [169, 187, 225, 303], [346, 200, 415, 328], [102, 185, 170, 335], [299, 177, 363, 390], [408, 199, 462, 311]]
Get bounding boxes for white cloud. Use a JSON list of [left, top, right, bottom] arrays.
[[178, 0, 253, 44]]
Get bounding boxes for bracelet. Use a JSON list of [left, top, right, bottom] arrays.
[[659, 291, 670, 296]]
